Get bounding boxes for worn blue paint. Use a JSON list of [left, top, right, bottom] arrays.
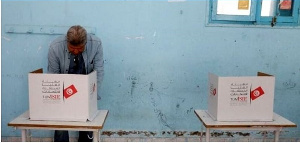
[[2, 0, 300, 138]]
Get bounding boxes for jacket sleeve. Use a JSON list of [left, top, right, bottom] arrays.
[[48, 45, 61, 74], [93, 41, 104, 100]]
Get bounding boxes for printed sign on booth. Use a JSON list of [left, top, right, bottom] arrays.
[[207, 72, 275, 121], [28, 69, 98, 122]]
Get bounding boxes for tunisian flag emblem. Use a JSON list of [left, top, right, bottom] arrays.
[[251, 86, 264, 100], [64, 84, 78, 99]]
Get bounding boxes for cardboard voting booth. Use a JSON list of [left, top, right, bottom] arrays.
[[207, 72, 275, 122], [28, 68, 98, 122]]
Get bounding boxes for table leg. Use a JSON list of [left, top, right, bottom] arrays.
[[206, 128, 210, 142], [21, 129, 27, 142], [200, 125, 203, 142], [93, 131, 99, 142], [274, 129, 280, 142], [263, 131, 267, 142], [27, 129, 31, 142]]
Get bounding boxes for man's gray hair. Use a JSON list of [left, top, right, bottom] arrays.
[[66, 25, 87, 46]]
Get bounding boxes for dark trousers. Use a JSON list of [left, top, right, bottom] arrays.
[[54, 130, 93, 142]]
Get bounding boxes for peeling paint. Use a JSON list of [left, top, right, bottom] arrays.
[[125, 36, 144, 40], [2, 74, 24, 80], [157, 110, 174, 130], [211, 131, 250, 137], [2, 36, 11, 41], [176, 103, 180, 108], [162, 131, 172, 135], [186, 107, 193, 114], [173, 131, 187, 137], [190, 131, 204, 136], [225, 132, 234, 137], [211, 131, 224, 137], [236, 132, 250, 136], [135, 36, 144, 39], [102, 131, 157, 137], [131, 81, 136, 95], [283, 79, 296, 89], [149, 82, 154, 92], [101, 131, 252, 137], [102, 131, 204, 137], [180, 10, 183, 15]]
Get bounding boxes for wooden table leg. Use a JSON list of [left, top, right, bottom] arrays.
[[27, 129, 31, 142], [93, 131, 99, 142], [200, 125, 203, 142], [206, 128, 210, 142], [263, 131, 267, 142], [274, 129, 280, 142], [21, 129, 27, 142]]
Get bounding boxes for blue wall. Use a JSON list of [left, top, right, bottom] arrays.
[[2, 0, 300, 138]]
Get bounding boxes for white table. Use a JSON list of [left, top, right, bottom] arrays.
[[8, 110, 108, 142], [194, 110, 296, 142]]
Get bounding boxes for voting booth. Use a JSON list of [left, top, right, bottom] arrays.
[[207, 72, 275, 121], [28, 68, 98, 122]]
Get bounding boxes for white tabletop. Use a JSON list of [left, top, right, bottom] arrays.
[[194, 110, 297, 128], [8, 110, 109, 130]]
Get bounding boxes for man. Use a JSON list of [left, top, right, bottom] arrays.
[[48, 25, 104, 142]]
